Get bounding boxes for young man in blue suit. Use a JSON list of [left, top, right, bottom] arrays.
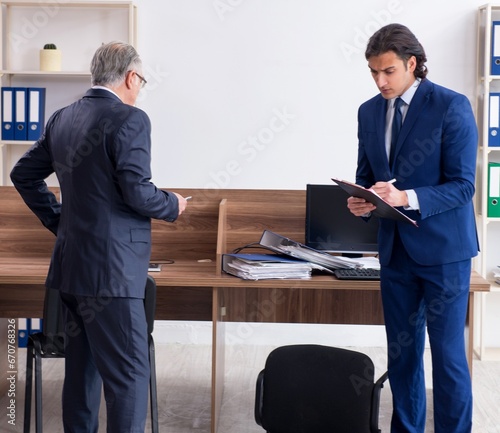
[[347, 24, 478, 433], [11, 42, 189, 433]]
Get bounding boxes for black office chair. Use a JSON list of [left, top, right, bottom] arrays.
[[24, 275, 159, 433], [144, 275, 159, 433], [254, 344, 388, 433]]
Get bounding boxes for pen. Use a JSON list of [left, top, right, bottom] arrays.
[[185, 196, 192, 201], [388, 178, 397, 184]]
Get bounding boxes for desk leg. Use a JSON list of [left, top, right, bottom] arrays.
[[466, 292, 474, 377], [211, 287, 226, 433]]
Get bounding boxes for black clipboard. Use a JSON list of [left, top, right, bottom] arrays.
[[331, 178, 418, 227]]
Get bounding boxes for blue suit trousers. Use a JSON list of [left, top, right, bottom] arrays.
[[380, 230, 472, 433]]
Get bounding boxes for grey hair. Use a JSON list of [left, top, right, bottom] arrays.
[[90, 41, 142, 87]]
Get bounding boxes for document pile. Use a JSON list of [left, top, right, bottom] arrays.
[[258, 230, 363, 270], [222, 231, 367, 281], [222, 253, 323, 280], [494, 267, 500, 285]]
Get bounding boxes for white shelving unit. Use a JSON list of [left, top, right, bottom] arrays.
[[475, 3, 500, 360], [0, 0, 137, 185]]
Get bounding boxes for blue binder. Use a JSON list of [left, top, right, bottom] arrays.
[[488, 163, 500, 217], [27, 87, 46, 141], [30, 318, 42, 334], [18, 318, 29, 348], [489, 93, 500, 147], [1, 87, 14, 140], [14, 87, 27, 140], [492, 22, 500, 75]]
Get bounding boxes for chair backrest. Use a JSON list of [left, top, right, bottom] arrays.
[[41, 287, 65, 356], [144, 275, 157, 335], [255, 344, 377, 433], [39, 276, 156, 356]]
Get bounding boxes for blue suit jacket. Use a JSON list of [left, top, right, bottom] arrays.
[[10, 89, 179, 298], [356, 79, 479, 266]]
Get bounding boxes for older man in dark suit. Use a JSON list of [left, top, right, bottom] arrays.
[[11, 41, 189, 433]]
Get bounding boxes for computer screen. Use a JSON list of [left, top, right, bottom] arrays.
[[305, 184, 379, 255]]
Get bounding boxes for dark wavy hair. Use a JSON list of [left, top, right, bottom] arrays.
[[365, 24, 428, 79]]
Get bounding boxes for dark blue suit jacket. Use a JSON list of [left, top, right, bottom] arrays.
[[356, 79, 479, 266], [10, 89, 179, 298]]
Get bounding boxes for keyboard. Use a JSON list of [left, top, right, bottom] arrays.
[[334, 268, 381, 280]]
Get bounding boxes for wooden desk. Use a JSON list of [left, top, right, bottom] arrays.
[[0, 258, 490, 432], [0, 186, 491, 433]]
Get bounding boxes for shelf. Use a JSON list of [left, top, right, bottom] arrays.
[[490, 282, 500, 291], [475, 3, 500, 358], [474, 346, 500, 361], [0, 0, 134, 7], [481, 75, 500, 80], [0, 140, 34, 146], [0, 70, 91, 77], [486, 217, 500, 222], [0, 0, 137, 186], [479, 145, 500, 152], [476, 212, 500, 220]]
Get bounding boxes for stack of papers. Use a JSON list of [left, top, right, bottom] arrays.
[[222, 253, 330, 280], [494, 267, 500, 285], [258, 230, 364, 270]]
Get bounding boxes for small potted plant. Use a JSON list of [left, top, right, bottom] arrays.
[[40, 43, 62, 71]]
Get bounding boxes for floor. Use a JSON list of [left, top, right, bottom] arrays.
[[3, 343, 500, 433]]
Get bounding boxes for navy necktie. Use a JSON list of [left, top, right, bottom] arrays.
[[390, 97, 403, 166]]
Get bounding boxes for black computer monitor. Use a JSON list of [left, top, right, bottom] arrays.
[[305, 184, 379, 256]]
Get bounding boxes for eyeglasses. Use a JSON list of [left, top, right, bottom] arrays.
[[131, 71, 147, 89]]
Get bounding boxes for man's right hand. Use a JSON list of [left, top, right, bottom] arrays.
[[173, 193, 188, 216]]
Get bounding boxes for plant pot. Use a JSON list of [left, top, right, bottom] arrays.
[[40, 49, 62, 71]]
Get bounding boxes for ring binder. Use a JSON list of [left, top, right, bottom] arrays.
[[14, 87, 28, 140], [488, 162, 500, 217], [1, 87, 14, 140], [27, 88, 46, 141], [492, 22, 500, 75], [489, 93, 500, 147]]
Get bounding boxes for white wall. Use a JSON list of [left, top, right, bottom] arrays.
[[4, 0, 498, 348], [134, 0, 481, 190], [132, 0, 498, 348]]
